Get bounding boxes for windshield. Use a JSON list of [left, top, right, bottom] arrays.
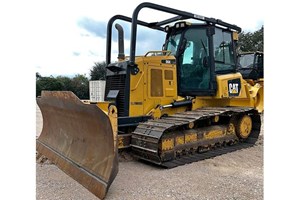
[[165, 33, 182, 55], [239, 54, 255, 68]]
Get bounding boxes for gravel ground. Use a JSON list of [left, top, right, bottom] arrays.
[[36, 105, 263, 200]]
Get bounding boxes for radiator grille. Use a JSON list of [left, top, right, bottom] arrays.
[[105, 74, 127, 117]]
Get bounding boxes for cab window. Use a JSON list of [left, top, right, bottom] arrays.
[[179, 27, 210, 90], [214, 28, 235, 73]]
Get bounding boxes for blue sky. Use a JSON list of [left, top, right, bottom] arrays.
[[5, 0, 265, 78], [27, 0, 265, 77]]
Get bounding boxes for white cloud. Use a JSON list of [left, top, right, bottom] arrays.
[[29, 0, 264, 77]]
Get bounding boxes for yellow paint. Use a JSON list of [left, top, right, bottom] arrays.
[[192, 73, 264, 113], [204, 129, 224, 139], [118, 136, 124, 148], [175, 135, 185, 146], [212, 116, 219, 123], [162, 138, 174, 151], [232, 31, 239, 41], [130, 70, 144, 92], [188, 122, 194, 129], [251, 83, 264, 113], [165, 88, 175, 97], [108, 105, 118, 152], [238, 115, 252, 138], [227, 123, 235, 135], [185, 133, 197, 143], [128, 54, 180, 117], [127, 51, 263, 119], [96, 102, 110, 113]]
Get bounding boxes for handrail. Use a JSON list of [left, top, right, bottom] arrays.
[[130, 70, 144, 91], [129, 2, 241, 67], [106, 2, 241, 70], [144, 50, 172, 57]]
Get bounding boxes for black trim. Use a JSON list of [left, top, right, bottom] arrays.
[[180, 90, 216, 96], [171, 100, 192, 108], [118, 116, 152, 127], [208, 25, 217, 92], [174, 28, 187, 96], [124, 65, 131, 116], [231, 31, 238, 72]]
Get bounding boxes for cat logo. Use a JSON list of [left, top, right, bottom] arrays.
[[229, 83, 239, 94], [228, 79, 241, 96]]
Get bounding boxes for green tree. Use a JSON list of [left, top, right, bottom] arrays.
[[70, 74, 89, 99], [56, 75, 73, 91], [252, 26, 263, 51], [238, 26, 264, 52], [36, 73, 89, 99], [36, 75, 64, 97], [90, 61, 106, 80]]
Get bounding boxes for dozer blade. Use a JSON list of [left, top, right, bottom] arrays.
[[36, 91, 118, 199]]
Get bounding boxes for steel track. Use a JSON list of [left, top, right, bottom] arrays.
[[131, 107, 261, 168]]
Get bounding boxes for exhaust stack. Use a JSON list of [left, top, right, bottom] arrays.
[[115, 23, 125, 61]]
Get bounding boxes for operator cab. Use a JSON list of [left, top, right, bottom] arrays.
[[164, 21, 238, 96], [237, 52, 264, 80]]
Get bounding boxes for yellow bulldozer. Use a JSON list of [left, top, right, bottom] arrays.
[[36, 2, 264, 199], [237, 51, 264, 86]]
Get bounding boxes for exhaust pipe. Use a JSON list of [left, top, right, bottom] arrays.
[[115, 23, 125, 61]]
